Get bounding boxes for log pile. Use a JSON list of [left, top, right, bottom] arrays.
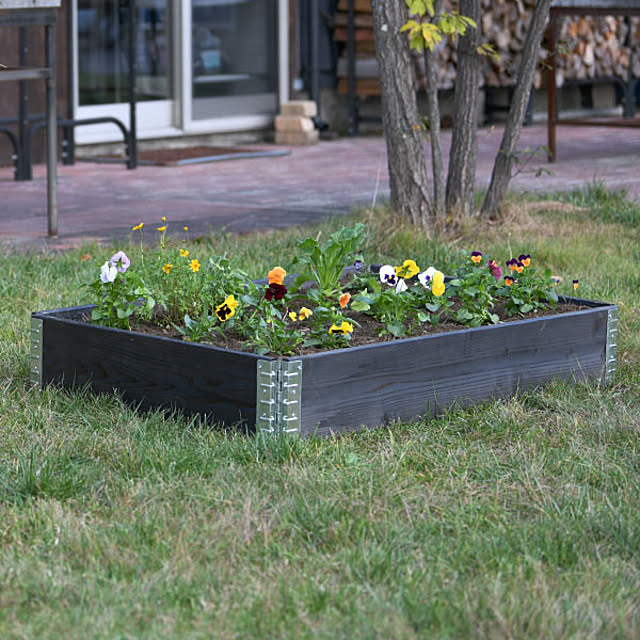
[[330, 0, 640, 93]]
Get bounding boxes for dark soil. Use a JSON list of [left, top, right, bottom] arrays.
[[125, 299, 588, 356]]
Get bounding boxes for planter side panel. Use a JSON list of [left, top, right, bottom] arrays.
[[39, 316, 259, 428], [299, 309, 608, 436]]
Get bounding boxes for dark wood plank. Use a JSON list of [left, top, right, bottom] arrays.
[[298, 307, 611, 436], [38, 313, 264, 429]]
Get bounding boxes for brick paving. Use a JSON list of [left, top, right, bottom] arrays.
[[0, 122, 638, 250]]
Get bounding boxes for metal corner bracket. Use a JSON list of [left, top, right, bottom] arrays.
[[256, 359, 303, 434], [30, 315, 43, 388], [604, 307, 618, 384]]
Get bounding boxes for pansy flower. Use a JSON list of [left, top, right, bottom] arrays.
[[265, 282, 287, 301], [267, 266, 286, 285], [573, 279, 579, 291], [488, 259, 502, 280], [431, 270, 445, 297], [395, 259, 420, 279], [504, 275, 514, 287], [418, 266, 436, 288], [339, 292, 351, 308], [109, 250, 130, 273], [329, 321, 354, 335], [299, 307, 313, 320], [471, 251, 483, 264], [289, 311, 297, 322], [99, 261, 118, 284], [506, 258, 518, 271], [514, 261, 524, 274], [353, 258, 363, 272], [379, 265, 398, 287], [518, 254, 531, 267], [216, 295, 238, 322]]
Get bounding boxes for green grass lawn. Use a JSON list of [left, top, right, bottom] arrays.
[[1, 188, 639, 639]]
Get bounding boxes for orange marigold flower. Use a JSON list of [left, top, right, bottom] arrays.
[[267, 266, 286, 285], [339, 292, 351, 308]]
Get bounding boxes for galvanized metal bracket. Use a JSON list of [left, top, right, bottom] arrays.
[[604, 307, 618, 384], [30, 315, 43, 388], [256, 360, 302, 434]]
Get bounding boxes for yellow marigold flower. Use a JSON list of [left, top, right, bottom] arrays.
[[180, 248, 189, 257], [395, 259, 420, 279], [132, 222, 144, 231], [432, 281, 445, 297], [339, 292, 351, 308], [189, 258, 200, 273], [161, 216, 167, 222], [267, 266, 286, 285], [183, 226, 188, 231], [289, 311, 298, 322], [162, 263, 173, 274], [329, 321, 353, 335], [215, 294, 238, 322], [299, 307, 313, 320], [157, 226, 167, 232]]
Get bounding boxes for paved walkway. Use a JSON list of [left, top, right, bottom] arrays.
[[0, 123, 638, 250]]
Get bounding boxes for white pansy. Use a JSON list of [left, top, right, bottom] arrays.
[[418, 266, 437, 288], [395, 278, 408, 293], [379, 264, 397, 286], [100, 261, 118, 284]]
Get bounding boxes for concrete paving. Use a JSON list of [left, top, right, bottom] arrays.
[[0, 122, 638, 250]]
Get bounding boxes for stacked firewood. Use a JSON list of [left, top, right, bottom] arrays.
[[330, 0, 640, 91], [554, 14, 640, 86]]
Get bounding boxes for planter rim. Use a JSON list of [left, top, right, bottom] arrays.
[[32, 296, 618, 361]]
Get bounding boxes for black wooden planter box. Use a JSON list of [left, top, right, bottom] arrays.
[[31, 298, 618, 436]]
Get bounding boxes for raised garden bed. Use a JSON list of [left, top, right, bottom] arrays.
[[31, 296, 618, 437]]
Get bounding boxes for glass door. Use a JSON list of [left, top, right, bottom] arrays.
[[75, 0, 174, 139], [191, 0, 277, 120]]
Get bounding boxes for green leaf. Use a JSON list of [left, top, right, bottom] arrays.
[[351, 300, 371, 312], [520, 304, 533, 313], [417, 311, 429, 323], [386, 322, 406, 338], [425, 302, 441, 312]]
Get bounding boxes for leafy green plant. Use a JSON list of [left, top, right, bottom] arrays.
[[86, 251, 155, 329], [497, 254, 558, 317], [446, 252, 500, 327], [290, 223, 366, 299]]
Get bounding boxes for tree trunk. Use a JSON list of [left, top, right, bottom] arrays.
[[481, 0, 552, 217], [424, 0, 446, 221], [446, 0, 481, 218], [371, 0, 432, 228]]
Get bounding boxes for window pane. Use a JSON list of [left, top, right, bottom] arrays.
[[192, 0, 277, 119], [78, 0, 172, 106]]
